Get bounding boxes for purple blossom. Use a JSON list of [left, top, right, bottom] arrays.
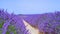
[[22, 14, 40, 27], [0, 9, 60, 34], [0, 9, 28, 34], [22, 12, 60, 34]]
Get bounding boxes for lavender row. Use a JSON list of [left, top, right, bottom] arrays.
[[22, 12, 60, 34], [0, 9, 28, 34], [0, 9, 60, 34]]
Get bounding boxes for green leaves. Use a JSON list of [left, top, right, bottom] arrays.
[[0, 17, 5, 28], [8, 25, 17, 34], [8, 25, 15, 31], [0, 30, 2, 34], [14, 30, 17, 34], [0, 21, 4, 28], [6, 31, 10, 34]]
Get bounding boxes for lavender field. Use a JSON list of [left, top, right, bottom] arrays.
[[0, 9, 60, 34]]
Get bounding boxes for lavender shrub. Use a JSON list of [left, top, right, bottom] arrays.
[[0, 9, 60, 34], [0, 9, 28, 34], [22, 14, 40, 27], [38, 12, 60, 34], [22, 12, 60, 34]]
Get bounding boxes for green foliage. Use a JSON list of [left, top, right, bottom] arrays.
[[8, 25, 17, 34], [0, 18, 4, 28], [0, 30, 2, 34], [0, 22, 4, 28], [0, 23, 4, 28], [6, 31, 10, 34], [13, 30, 17, 34]]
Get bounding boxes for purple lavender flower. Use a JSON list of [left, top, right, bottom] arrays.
[[0, 9, 60, 34], [22, 14, 40, 27], [22, 12, 60, 34], [0, 9, 28, 34]]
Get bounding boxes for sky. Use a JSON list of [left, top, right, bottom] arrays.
[[0, 0, 60, 14]]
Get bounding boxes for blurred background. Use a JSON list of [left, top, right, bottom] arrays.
[[0, 0, 60, 14]]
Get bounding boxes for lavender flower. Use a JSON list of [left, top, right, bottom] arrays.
[[0, 9, 60, 34], [23, 14, 40, 27], [0, 9, 28, 34], [23, 12, 60, 34]]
